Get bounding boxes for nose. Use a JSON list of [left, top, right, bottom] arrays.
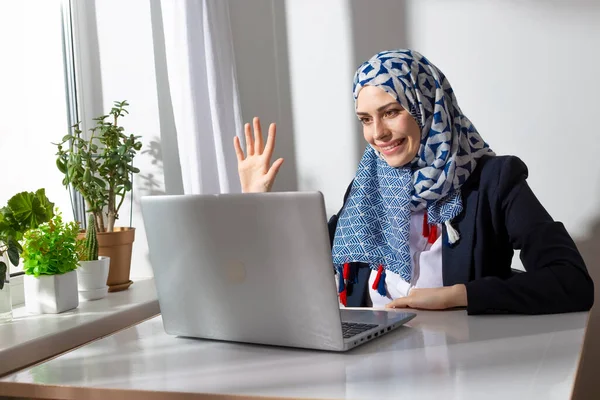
[[372, 118, 391, 141]]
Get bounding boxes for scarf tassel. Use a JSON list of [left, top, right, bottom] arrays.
[[423, 213, 439, 244], [425, 212, 459, 245], [445, 220, 460, 245], [428, 223, 438, 244], [338, 263, 352, 306], [422, 212, 430, 237], [371, 265, 387, 297]]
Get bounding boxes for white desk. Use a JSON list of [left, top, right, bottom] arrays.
[[0, 308, 588, 399], [0, 309, 588, 399], [0, 278, 159, 378]]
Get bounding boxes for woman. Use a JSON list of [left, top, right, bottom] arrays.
[[233, 49, 594, 315]]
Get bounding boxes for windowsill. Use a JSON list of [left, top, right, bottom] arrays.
[[0, 277, 159, 377]]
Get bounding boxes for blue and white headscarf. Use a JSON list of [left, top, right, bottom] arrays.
[[332, 49, 495, 283]]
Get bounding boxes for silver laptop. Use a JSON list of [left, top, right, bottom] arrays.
[[141, 191, 415, 351]]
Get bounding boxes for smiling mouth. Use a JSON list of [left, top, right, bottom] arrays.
[[378, 138, 407, 154]]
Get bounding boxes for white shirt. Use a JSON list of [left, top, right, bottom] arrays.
[[368, 210, 443, 307]]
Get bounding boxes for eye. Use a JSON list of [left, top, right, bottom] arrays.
[[358, 116, 372, 125], [383, 109, 401, 118]]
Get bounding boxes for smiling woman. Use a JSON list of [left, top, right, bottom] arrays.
[[355, 85, 422, 168], [234, 49, 594, 316]]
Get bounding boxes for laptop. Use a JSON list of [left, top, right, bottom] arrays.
[[141, 191, 415, 351]]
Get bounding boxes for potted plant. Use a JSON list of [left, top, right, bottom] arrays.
[[22, 211, 80, 314], [0, 189, 54, 322], [55, 100, 142, 292], [75, 214, 110, 300]]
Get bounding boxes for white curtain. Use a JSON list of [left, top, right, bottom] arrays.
[[156, 0, 242, 195]]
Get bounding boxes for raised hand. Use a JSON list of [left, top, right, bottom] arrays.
[[233, 117, 284, 193]]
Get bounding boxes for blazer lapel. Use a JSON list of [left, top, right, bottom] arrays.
[[442, 187, 478, 286]]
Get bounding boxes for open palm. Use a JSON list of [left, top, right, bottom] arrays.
[[233, 117, 284, 193]]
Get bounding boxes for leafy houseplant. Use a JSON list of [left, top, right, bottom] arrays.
[[55, 101, 142, 291], [0, 190, 54, 321], [22, 211, 80, 314], [0, 189, 55, 287], [22, 212, 80, 277], [75, 215, 110, 300], [55, 101, 142, 233]]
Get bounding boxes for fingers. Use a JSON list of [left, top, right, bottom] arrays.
[[253, 117, 264, 154], [385, 298, 410, 309], [266, 158, 284, 180], [233, 136, 245, 161], [263, 123, 277, 161], [244, 122, 254, 156], [386, 291, 419, 309], [243, 117, 276, 159]]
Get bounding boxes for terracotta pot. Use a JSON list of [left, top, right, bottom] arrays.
[[96, 228, 135, 292]]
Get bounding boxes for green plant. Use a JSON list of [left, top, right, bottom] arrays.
[[79, 214, 98, 262], [75, 238, 86, 263], [55, 101, 142, 233], [22, 211, 80, 277], [75, 214, 98, 262], [0, 190, 54, 289]]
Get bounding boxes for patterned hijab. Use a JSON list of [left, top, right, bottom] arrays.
[[331, 49, 494, 283]]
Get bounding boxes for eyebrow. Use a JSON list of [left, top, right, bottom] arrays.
[[356, 102, 399, 116]]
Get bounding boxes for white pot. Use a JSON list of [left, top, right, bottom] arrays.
[[24, 270, 79, 314], [77, 256, 110, 301], [77, 257, 110, 290]]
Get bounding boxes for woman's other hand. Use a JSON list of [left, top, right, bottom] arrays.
[[385, 285, 468, 310], [233, 117, 284, 193]]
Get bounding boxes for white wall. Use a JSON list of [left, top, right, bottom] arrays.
[[403, 0, 600, 272], [229, 0, 600, 276], [405, 0, 600, 234], [283, 0, 358, 216]]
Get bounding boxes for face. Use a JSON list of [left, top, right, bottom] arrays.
[[356, 85, 421, 168]]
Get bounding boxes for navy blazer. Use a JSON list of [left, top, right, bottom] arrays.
[[328, 156, 594, 315]]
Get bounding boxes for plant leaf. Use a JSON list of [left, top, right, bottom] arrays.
[[92, 177, 106, 188], [0, 261, 6, 290], [35, 189, 55, 221], [83, 168, 91, 183], [56, 158, 67, 174], [7, 192, 35, 226], [7, 239, 19, 266], [7, 190, 54, 230], [0, 212, 9, 235]]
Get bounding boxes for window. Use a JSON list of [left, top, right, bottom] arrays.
[[0, 0, 74, 275]]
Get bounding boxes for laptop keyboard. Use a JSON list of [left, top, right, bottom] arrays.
[[342, 322, 378, 339]]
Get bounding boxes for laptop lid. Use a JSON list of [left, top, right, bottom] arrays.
[[141, 192, 349, 350]]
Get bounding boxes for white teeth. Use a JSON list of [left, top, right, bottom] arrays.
[[381, 139, 405, 151], [382, 142, 400, 150]]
